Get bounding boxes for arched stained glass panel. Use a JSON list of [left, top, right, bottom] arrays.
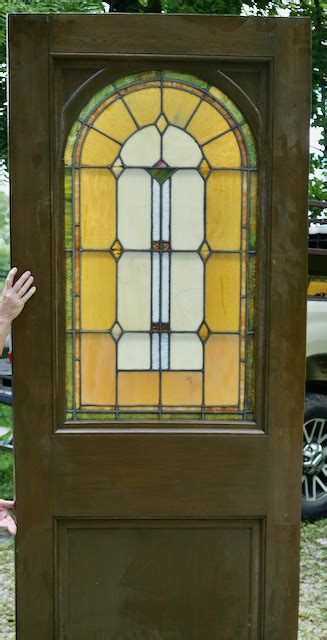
[[65, 70, 257, 422]]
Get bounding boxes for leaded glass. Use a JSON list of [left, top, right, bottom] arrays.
[[64, 70, 257, 422]]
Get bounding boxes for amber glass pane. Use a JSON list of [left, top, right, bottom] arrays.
[[123, 88, 161, 127], [206, 171, 241, 250], [206, 253, 240, 332], [205, 335, 239, 406], [161, 372, 202, 406], [118, 372, 159, 405], [203, 130, 241, 167], [81, 253, 116, 330], [81, 334, 116, 406], [308, 279, 327, 296], [163, 88, 200, 128], [81, 169, 116, 249], [187, 101, 228, 144], [81, 128, 120, 166], [93, 98, 136, 143]]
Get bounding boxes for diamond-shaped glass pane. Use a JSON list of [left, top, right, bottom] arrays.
[[111, 240, 123, 260], [199, 159, 210, 177], [156, 114, 168, 133], [111, 158, 123, 176], [198, 322, 209, 342], [111, 322, 122, 341], [199, 241, 210, 262]]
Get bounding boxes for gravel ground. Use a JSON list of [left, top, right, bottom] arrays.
[[0, 520, 326, 639]]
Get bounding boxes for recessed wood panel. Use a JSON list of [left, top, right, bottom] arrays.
[[56, 519, 262, 640]]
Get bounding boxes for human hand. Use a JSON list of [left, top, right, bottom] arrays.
[[0, 267, 36, 325], [0, 499, 16, 536]]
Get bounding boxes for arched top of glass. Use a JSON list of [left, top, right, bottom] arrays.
[[64, 70, 257, 171]]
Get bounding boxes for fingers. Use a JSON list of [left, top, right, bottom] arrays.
[[18, 275, 34, 298], [4, 267, 18, 290], [22, 286, 36, 303], [13, 270, 32, 293], [0, 512, 17, 536], [0, 498, 15, 509]]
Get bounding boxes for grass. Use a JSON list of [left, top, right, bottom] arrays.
[[0, 406, 326, 638]]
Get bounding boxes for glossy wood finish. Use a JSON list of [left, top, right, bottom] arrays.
[[9, 14, 311, 639]]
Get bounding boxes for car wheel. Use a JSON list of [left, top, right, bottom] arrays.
[[302, 393, 327, 519]]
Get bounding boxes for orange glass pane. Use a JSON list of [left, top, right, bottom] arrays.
[[203, 130, 241, 168], [307, 279, 327, 296], [118, 372, 159, 405], [81, 334, 116, 406], [187, 101, 229, 144], [81, 128, 120, 166], [206, 253, 240, 332], [81, 253, 116, 330], [161, 372, 202, 406], [93, 98, 136, 143], [163, 88, 200, 128], [206, 171, 241, 250], [81, 169, 116, 249], [123, 88, 160, 127], [205, 334, 239, 406]]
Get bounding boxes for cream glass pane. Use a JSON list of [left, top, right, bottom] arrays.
[[171, 170, 204, 249], [81, 253, 115, 330], [162, 126, 202, 167], [118, 169, 151, 249], [206, 171, 241, 250], [121, 126, 161, 167], [170, 333, 203, 370], [118, 333, 150, 370], [171, 253, 203, 331], [118, 252, 151, 330], [81, 169, 116, 249]]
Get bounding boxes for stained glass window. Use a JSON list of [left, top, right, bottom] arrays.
[[65, 70, 257, 422]]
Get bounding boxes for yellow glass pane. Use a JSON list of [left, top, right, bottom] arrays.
[[123, 88, 160, 127], [118, 372, 159, 405], [81, 253, 116, 330], [206, 253, 240, 332], [162, 372, 202, 406], [205, 334, 239, 406], [163, 88, 200, 128], [93, 98, 136, 143], [308, 279, 327, 296], [206, 171, 241, 250], [81, 334, 116, 406], [203, 130, 241, 167], [81, 169, 116, 249], [187, 101, 229, 144], [81, 128, 120, 166]]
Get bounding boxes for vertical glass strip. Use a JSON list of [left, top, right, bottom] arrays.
[[152, 179, 160, 241], [161, 252, 170, 324], [152, 333, 160, 370], [162, 179, 170, 241], [161, 334, 169, 370]]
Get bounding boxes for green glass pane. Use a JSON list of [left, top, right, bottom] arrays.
[[76, 412, 116, 421], [66, 254, 73, 331], [65, 121, 83, 166], [204, 412, 244, 421], [118, 412, 159, 422], [148, 167, 175, 183], [65, 412, 73, 421], [248, 254, 256, 333], [207, 86, 244, 124], [64, 168, 72, 249], [162, 413, 202, 421], [114, 70, 161, 91], [79, 84, 116, 122], [249, 173, 257, 251], [241, 124, 257, 167], [245, 334, 255, 415], [66, 334, 73, 411], [164, 70, 208, 90]]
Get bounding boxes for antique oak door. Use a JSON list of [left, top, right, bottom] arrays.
[[9, 14, 310, 640]]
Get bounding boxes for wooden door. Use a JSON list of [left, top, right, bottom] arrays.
[[9, 14, 310, 640]]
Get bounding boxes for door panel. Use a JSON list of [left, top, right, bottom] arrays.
[[9, 15, 311, 639]]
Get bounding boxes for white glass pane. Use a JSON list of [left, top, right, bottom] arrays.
[[161, 333, 169, 370], [161, 253, 170, 324], [171, 253, 203, 331], [118, 169, 151, 249], [171, 170, 204, 249], [170, 333, 203, 370], [152, 333, 159, 370], [162, 126, 202, 167], [121, 125, 161, 166], [118, 252, 151, 330], [118, 333, 150, 370], [152, 180, 160, 242], [162, 179, 170, 242], [152, 252, 160, 323]]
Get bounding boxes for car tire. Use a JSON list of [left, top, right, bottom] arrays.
[[302, 393, 327, 519]]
